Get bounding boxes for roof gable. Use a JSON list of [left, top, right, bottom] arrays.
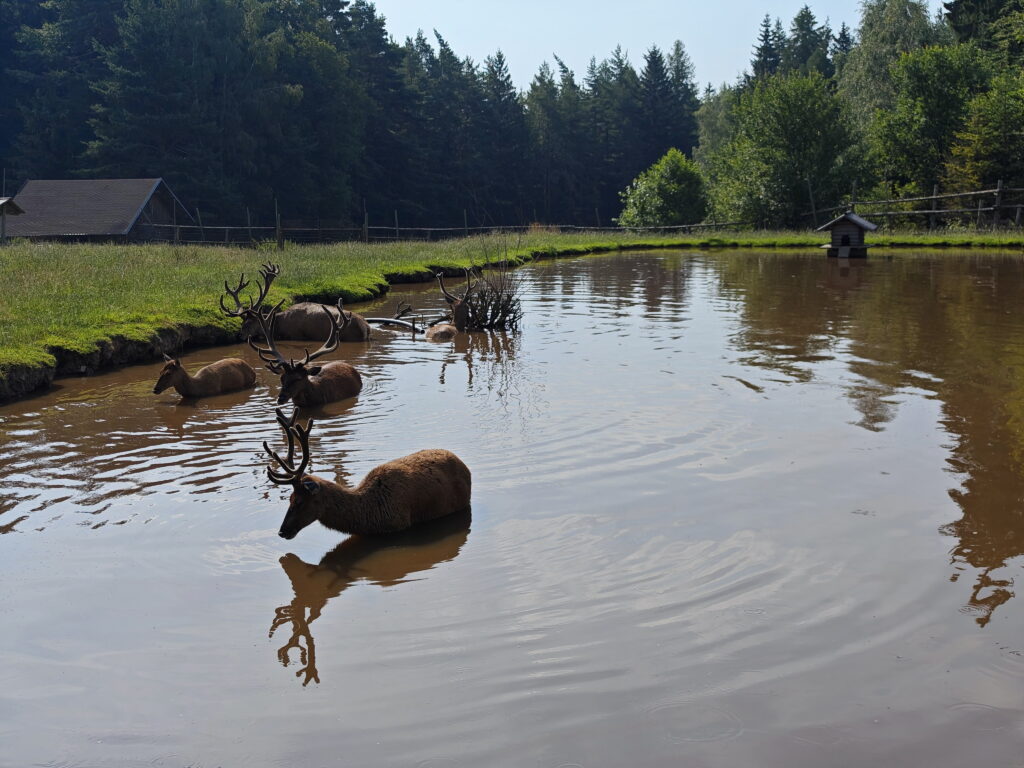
[[816, 211, 878, 232], [6, 178, 183, 237]]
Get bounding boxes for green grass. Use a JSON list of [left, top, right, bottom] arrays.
[[1, 228, 1023, 377]]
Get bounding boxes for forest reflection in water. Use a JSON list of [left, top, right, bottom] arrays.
[[712, 254, 1024, 627]]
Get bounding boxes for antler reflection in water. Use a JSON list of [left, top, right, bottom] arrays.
[[268, 511, 471, 686]]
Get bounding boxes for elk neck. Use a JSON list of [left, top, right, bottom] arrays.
[[303, 475, 399, 536]]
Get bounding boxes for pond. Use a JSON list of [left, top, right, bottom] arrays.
[[1, 250, 1023, 767]]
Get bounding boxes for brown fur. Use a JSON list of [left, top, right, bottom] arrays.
[[243, 302, 370, 342], [424, 274, 473, 341], [278, 360, 362, 407], [278, 449, 472, 539], [153, 357, 256, 398]]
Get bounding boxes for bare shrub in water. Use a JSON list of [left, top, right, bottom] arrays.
[[466, 261, 524, 331]]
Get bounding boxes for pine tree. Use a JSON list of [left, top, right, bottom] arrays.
[[667, 41, 700, 157], [480, 51, 529, 223], [0, 0, 46, 184], [751, 15, 782, 79], [14, 0, 123, 178], [639, 46, 675, 168]]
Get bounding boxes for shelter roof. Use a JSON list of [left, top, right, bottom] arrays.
[[6, 178, 189, 237], [816, 211, 878, 232], [0, 197, 24, 215]]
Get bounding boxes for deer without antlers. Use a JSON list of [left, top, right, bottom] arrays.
[[249, 299, 363, 407], [152, 354, 256, 398], [265, 408, 472, 539], [424, 270, 477, 341], [221, 262, 371, 342]]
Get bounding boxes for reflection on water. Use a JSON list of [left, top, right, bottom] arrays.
[[270, 511, 471, 686], [2, 250, 1024, 766]]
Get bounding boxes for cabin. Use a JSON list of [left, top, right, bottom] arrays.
[[0, 196, 25, 245], [4, 178, 192, 242], [817, 211, 878, 258]]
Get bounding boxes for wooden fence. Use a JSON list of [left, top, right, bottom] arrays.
[[808, 181, 1024, 229], [136, 218, 748, 247]]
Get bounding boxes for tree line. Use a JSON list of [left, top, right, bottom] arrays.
[[0, 0, 1020, 229], [0, 0, 698, 227]]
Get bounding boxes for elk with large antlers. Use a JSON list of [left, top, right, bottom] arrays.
[[424, 269, 477, 341], [221, 262, 371, 342], [249, 300, 362, 407], [152, 354, 256, 398], [264, 408, 472, 539]]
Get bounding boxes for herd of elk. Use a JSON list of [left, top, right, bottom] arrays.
[[152, 261, 477, 544], [265, 408, 472, 539]]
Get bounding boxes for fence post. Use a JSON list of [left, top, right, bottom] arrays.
[[850, 181, 857, 213], [806, 179, 818, 228], [195, 208, 205, 242], [394, 210, 399, 241], [246, 207, 253, 245], [1017, 205, 1022, 228], [976, 198, 983, 229], [929, 184, 938, 231], [362, 212, 368, 243], [994, 179, 1003, 229], [275, 198, 284, 251], [463, 209, 469, 238]]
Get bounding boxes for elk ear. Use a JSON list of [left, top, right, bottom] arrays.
[[300, 477, 320, 494], [306, 366, 322, 376]]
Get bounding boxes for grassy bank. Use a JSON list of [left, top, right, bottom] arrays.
[[1, 228, 1023, 399]]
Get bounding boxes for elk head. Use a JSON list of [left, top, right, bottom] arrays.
[[220, 262, 281, 336], [153, 353, 183, 394], [265, 407, 321, 540], [248, 299, 348, 405], [436, 269, 477, 331]]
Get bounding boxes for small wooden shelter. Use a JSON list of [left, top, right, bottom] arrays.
[[817, 211, 877, 258], [0, 196, 25, 245]]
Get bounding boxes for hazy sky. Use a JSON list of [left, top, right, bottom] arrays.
[[369, 0, 944, 90]]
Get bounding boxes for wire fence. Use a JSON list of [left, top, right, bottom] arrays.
[[134, 218, 749, 246], [807, 181, 1024, 229]]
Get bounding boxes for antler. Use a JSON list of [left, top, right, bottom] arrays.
[[220, 262, 280, 318], [394, 300, 413, 320], [264, 407, 312, 486], [298, 302, 342, 366], [462, 267, 477, 298], [247, 299, 290, 372], [437, 272, 458, 304]]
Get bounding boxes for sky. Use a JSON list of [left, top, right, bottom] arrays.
[[368, 0, 944, 90]]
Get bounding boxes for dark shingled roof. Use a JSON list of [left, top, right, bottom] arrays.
[[816, 211, 878, 232], [7, 178, 183, 237]]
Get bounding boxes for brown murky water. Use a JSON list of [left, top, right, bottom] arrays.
[[2, 250, 1024, 767]]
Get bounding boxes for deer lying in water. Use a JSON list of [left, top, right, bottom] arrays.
[[152, 354, 256, 397], [424, 270, 477, 341], [265, 408, 472, 539], [221, 262, 371, 342], [249, 300, 362, 407]]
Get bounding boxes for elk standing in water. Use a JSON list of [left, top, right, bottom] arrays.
[[221, 263, 371, 342], [249, 300, 362, 407], [265, 408, 472, 539], [425, 270, 477, 341], [152, 354, 256, 398]]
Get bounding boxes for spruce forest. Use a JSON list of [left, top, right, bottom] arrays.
[[0, 0, 1020, 229]]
